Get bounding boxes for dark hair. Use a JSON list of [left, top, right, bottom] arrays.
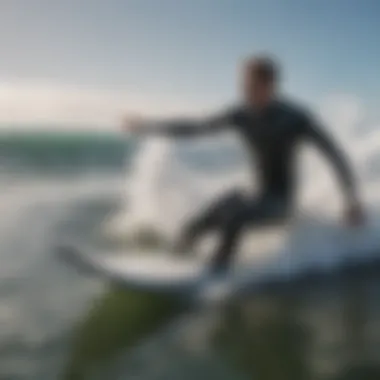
[[245, 55, 279, 83]]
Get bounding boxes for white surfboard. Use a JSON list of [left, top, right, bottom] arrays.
[[57, 244, 239, 301], [58, 217, 380, 302]]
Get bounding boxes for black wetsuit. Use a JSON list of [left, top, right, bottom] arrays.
[[143, 99, 357, 271]]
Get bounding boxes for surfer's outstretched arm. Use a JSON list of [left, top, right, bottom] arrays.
[[124, 108, 238, 137], [302, 114, 359, 206]]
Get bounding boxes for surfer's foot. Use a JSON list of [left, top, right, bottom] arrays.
[[171, 237, 194, 257], [208, 260, 230, 276]]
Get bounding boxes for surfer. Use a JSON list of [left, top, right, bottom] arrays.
[[124, 55, 366, 273]]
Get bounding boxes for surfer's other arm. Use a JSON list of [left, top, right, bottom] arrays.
[[123, 109, 238, 137], [302, 113, 365, 224]]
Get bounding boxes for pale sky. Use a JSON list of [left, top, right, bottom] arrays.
[[0, 0, 378, 130]]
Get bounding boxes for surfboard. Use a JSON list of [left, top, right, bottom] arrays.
[[57, 243, 240, 302], [58, 217, 380, 302]]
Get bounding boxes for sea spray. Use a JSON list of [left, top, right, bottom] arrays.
[[104, 132, 252, 244], [105, 99, 380, 262]]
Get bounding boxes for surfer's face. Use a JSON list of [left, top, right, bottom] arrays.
[[242, 61, 276, 109]]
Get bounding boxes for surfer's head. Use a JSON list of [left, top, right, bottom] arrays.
[[241, 55, 279, 109]]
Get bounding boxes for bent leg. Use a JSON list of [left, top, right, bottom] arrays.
[[174, 190, 246, 253], [210, 195, 290, 273]]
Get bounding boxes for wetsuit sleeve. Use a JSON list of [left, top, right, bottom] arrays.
[[138, 108, 238, 137], [302, 113, 358, 205]]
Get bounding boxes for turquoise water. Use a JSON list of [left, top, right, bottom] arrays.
[[0, 131, 132, 177], [1, 131, 380, 380]]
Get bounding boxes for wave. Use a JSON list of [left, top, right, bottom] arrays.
[[0, 131, 130, 174]]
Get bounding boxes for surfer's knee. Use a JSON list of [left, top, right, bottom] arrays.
[[224, 209, 247, 235], [222, 190, 246, 208]]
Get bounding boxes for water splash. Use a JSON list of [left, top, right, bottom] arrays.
[[105, 98, 380, 269]]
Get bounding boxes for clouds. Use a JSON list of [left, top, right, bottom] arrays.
[[0, 75, 375, 138], [318, 94, 365, 135], [0, 2, 378, 132], [0, 79, 202, 130]]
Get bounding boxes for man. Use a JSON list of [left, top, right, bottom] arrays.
[[124, 56, 366, 274]]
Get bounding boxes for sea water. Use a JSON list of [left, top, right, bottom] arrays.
[[1, 114, 380, 380]]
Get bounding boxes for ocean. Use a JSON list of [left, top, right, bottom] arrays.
[[1, 129, 380, 380]]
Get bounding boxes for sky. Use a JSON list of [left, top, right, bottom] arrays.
[[0, 0, 379, 130]]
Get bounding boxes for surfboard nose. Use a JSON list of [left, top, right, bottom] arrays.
[[56, 244, 96, 276]]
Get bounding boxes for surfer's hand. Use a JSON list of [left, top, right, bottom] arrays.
[[122, 114, 144, 134], [344, 202, 366, 227]]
